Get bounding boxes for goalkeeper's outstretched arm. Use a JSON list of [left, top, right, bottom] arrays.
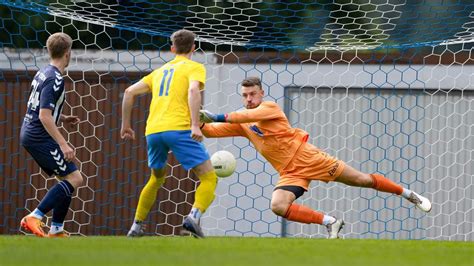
[[200, 101, 281, 124], [201, 123, 245, 138]]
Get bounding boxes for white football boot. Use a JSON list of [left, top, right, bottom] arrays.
[[407, 192, 432, 212], [326, 218, 344, 239], [127, 223, 146, 237]]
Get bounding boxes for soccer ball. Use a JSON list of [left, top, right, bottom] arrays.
[[210, 150, 236, 178]]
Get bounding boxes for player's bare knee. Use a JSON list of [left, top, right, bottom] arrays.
[[270, 200, 289, 217], [64, 170, 83, 188], [70, 175, 83, 188], [150, 169, 166, 186], [192, 160, 214, 177], [152, 168, 166, 178], [358, 173, 373, 187]]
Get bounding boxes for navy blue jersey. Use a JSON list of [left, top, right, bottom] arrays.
[[20, 65, 65, 145]]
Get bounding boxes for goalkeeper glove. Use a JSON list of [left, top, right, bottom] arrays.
[[200, 110, 227, 123]]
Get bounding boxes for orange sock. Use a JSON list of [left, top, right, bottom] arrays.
[[283, 204, 324, 225], [370, 174, 403, 195]]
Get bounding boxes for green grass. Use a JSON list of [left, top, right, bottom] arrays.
[[0, 236, 472, 266]]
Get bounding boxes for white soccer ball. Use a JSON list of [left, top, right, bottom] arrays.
[[210, 150, 236, 178]]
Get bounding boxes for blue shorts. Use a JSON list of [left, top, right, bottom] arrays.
[[22, 139, 78, 177], [146, 130, 209, 171]]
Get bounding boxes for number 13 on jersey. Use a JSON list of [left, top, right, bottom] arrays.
[[159, 68, 174, 96]]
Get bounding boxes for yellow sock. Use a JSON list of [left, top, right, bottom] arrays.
[[134, 173, 165, 222], [193, 170, 218, 213]]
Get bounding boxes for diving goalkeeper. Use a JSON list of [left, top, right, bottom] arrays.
[[200, 77, 431, 239]]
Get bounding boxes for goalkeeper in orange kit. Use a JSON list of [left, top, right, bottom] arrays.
[[200, 77, 431, 239]]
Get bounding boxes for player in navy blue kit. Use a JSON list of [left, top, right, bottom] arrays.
[[20, 32, 83, 238]]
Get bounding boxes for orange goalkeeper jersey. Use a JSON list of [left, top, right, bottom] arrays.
[[202, 101, 309, 172]]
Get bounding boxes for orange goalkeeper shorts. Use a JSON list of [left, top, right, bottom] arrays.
[[276, 142, 345, 191]]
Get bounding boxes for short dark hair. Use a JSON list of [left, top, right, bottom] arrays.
[[46, 32, 72, 59], [241, 77, 262, 89], [170, 29, 196, 54]]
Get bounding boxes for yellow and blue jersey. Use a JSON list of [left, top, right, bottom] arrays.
[[142, 55, 206, 136]]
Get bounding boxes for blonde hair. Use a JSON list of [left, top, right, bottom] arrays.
[[46, 32, 72, 59]]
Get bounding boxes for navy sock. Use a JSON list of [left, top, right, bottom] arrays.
[[37, 180, 74, 215], [52, 193, 72, 224]]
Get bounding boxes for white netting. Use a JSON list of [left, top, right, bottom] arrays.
[[0, 0, 472, 240]]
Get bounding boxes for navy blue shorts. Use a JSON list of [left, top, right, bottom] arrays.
[[146, 130, 209, 170], [22, 139, 78, 177]]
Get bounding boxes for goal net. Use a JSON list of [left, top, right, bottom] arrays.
[[0, 0, 472, 240]]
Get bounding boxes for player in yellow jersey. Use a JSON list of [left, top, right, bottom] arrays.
[[121, 29, 218, 238]]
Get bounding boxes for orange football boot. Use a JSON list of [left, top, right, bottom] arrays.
[[20, 216, 46, 237]]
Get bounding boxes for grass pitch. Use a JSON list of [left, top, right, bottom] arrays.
[[0, 236, 472, 266]]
